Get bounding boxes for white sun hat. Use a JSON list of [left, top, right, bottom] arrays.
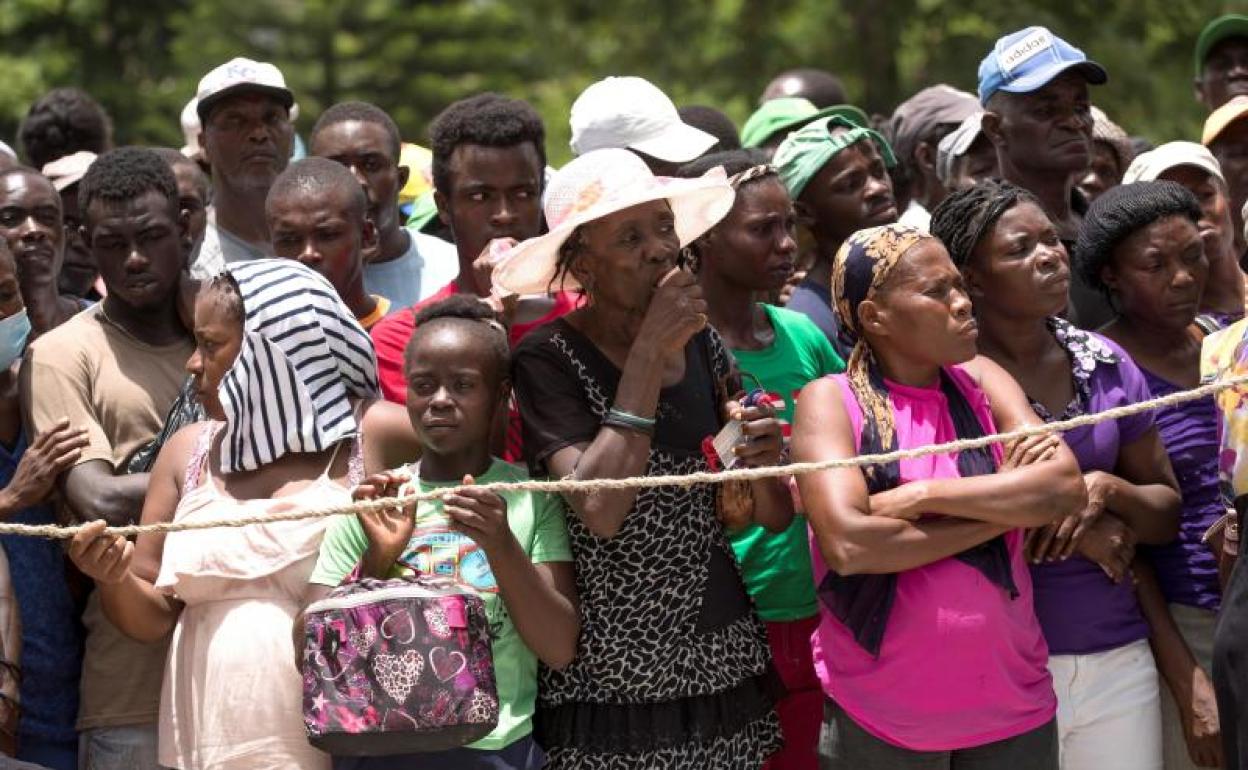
[[492, 148, 734, 296], [569, 76, 716, 162]]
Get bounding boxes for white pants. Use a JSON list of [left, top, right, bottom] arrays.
[[1048, 639, 1163, 770]]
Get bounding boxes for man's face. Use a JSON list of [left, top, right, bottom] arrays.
[[171, 162, 209, 247], [798, 133, 897, 244], [0, 171, 65, 289], [438, 143, 543, 268], [1199, 37, 1248, 111], [1211, 118, 1248, 248], [948, 135, 999, 192], [267, 186, 371, 304], [57, 184, 98, 298], [311, 119, 407, 256], [200, 92, 294, 194], [987, 72, 1094, 177], [1076, 141, 1124, 203], [85, 190, 186, 312]]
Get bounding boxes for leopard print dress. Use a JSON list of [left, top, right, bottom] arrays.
[[513, 320, 781, 769]]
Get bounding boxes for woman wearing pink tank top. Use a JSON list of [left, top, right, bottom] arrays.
[[792, 224, 1085, 769]]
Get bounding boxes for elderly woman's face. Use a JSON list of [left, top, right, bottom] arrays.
[[571, 199, 681, 311], [966, 200, 1070, 321], [1102, 214, 1207, 332]]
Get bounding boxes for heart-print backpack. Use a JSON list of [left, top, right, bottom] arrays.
[[301, 569, 500, 755]]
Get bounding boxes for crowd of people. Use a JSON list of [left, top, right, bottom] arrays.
[[4, 12, 1248, 770]]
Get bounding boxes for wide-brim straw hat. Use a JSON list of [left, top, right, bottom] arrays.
[[493, 148, 735, 296]]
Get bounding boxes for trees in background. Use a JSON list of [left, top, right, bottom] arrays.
[[0, 0, 1230, 163]]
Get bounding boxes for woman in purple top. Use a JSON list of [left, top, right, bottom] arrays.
[[931, 181, 1182, 770], [1073, 181, 1226, 770]]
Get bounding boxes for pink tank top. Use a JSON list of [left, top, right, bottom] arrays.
[[810, 367, 1055, 751]]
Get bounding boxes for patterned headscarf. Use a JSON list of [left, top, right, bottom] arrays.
[[219, 259, 379, 473], [823, 223, 1016, 655], [831, 224, 931, 459]]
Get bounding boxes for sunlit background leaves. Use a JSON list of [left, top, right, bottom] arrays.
[[0, 0, 1239, 165]]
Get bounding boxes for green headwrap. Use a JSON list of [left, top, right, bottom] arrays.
[[773, 115, 897, 200], [405, 189, 439, 232]]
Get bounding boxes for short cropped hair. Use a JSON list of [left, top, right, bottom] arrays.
[[311, 101, 402, 159], [429, 93, 546, 197], [78, 146, 178, 224], [267, 157, 368, 219]]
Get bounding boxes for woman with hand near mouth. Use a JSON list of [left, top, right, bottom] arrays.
[[678, 149, 844, 769], [931, 180, 1182, 770], [500, 148, 791, 769], [1073, 181, 1226, 770]]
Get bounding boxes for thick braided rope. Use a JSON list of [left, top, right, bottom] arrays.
[[10, 370, 1248, 540]]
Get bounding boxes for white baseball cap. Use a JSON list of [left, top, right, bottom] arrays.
[[41, 151, 97, 192], [196, 57, 294, 123], [569, 76, 716, 163], [1123, 141, 1225, 186]]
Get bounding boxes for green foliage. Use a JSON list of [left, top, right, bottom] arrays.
[[0, 0, 1243, 164]]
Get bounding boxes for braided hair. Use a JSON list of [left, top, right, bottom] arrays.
[[929, 180, 1040, 269]]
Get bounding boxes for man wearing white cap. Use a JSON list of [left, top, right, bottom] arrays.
[[569, 76, 716, 175], [191, 56, 296, 279], [42, 151, 101, 304]]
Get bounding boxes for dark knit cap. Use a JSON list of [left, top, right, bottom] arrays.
[[1072, 180, 1201, 296]]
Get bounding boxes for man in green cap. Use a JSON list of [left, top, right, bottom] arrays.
[[740, 97, 869, 155], [1195, 14, 1248, 112], [773, 115, 898, 351]]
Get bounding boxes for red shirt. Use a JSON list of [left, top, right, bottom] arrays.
[[371, 280, 461, 403], [369, 280, 581, 461]]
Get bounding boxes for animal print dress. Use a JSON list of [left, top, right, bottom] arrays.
[[512, 320, 782, 769]]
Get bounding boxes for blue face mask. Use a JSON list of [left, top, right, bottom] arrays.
[[0, 308, 31, 371]]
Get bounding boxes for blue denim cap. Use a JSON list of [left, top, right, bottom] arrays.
[[977, 26, 1107, 105]]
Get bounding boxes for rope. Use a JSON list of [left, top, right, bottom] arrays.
[[11, 370, 1248, 541]]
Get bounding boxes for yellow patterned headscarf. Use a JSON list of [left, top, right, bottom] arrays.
[[831, 224, 934, 452]]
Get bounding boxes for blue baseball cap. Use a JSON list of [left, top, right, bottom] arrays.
[[977, 27, 1108, 105]]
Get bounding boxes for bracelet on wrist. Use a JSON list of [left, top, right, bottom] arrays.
[[603, 407, 656, 436]]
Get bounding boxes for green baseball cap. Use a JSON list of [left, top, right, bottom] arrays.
[[1195, 14, 1248, 79], [741, 97, 870, 148]]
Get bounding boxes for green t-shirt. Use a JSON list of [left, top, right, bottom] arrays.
[[728, 304, 845, 621], [308, 458, 572, 751]]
